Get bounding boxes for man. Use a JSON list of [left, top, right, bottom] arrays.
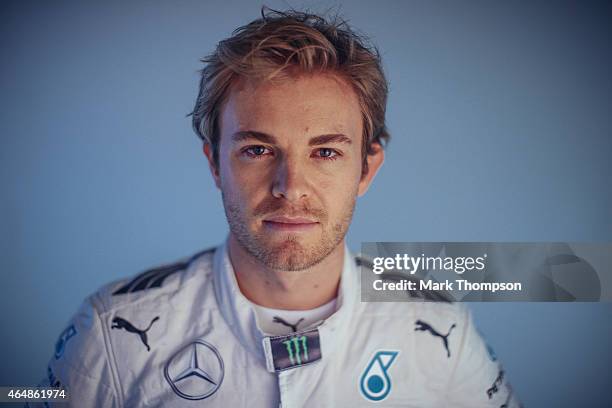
[[36, 8, 520, 407]]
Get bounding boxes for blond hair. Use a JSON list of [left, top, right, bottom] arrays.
[[191, 7, 390, 175]]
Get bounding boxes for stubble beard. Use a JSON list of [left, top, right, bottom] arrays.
[[222, 189, 356, 271]]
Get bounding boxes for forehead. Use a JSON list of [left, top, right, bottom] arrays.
[[219, 73, 363, 140]]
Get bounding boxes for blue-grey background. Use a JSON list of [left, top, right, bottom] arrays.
[[1, 0, 611, 406]]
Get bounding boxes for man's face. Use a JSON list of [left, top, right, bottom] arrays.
[[208, 73, 380, 271]]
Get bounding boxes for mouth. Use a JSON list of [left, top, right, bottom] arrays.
[[262, 216, 319, 232]]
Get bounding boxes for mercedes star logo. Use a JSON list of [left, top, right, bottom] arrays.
[[164, 340, 224, 400]]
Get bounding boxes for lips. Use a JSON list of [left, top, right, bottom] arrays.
[[264, 215, 318, 224], [262, 215, 319, 232]]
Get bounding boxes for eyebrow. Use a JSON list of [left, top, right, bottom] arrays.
[[232, 130, 352, 146], [308, 134, 352, 146], [232, 131, 276, 144]]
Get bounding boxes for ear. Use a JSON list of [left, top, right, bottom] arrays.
[[203, 143, 221, 189], [357, 143, 385, 197]]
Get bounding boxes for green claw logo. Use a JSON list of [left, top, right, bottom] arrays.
[[283, 335, 309, 365]]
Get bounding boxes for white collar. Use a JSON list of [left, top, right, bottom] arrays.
[[212, 238, 359, 365], [250, 297, 338, 336]]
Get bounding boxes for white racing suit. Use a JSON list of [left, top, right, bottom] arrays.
[[33, 240, 521, 407]]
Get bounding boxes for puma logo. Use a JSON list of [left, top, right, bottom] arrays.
[[111, 316, 159, 351], [415, 319, 456, 358], [273, 316, 305, 333], [487, 369, 505, 399]]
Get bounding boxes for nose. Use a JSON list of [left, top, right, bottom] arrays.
[[271, 155, 310, 202]]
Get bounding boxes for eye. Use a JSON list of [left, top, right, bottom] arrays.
[[314, 148, 340, 160], [243, 145, 273, 159]]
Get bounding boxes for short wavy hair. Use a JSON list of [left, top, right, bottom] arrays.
[[191, 7, 390, 176]]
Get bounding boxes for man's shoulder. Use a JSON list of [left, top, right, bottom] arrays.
[[354, 253, 467, 328], [45, 246, 220, 400], [93, 246, 218, 314]]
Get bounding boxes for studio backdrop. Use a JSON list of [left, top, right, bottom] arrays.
[[1, 1, 611, 407]]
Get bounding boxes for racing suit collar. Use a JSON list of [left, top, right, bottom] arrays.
[[212, 238, 358, 366], [212, 240, 265, 362]]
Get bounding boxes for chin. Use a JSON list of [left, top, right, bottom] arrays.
[[264, 237, 308, 255], [257, 239, 319, 271]]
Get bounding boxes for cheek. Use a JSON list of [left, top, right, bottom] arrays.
[[220, 156, 268, 203], [316, 166, 360, 206]]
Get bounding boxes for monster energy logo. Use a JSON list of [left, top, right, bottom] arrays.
[[266, 329, 321, 372], [283, 336, 309, 365]]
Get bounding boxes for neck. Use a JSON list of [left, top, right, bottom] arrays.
[[228, 234, 344, 310]]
